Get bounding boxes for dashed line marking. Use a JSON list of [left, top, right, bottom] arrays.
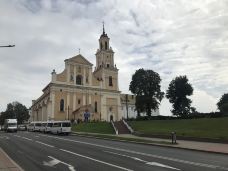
[[60, 149, 133, 171], [36, 141, 54, 148]]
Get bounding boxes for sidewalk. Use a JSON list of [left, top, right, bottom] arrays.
[[0, 148, 23, 171], [117, 134, 228, 154], [73, 132, 228, 155]]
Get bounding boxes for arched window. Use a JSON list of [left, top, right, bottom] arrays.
[[60, 99, 64, 111], [100, 42, 102, 49], [95, 101, 97, 113], [109, 76, 113, 86], [76, 75, 83, 85], [105, 41, 107, 50]]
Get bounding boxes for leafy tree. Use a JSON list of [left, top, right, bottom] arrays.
[[166, 75, 193, 117], [217, 93, 228, 114], [0, 102, 29, 125], [129, 69, 164, 116]]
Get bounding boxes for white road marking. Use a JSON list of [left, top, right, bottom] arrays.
[[146, 162, 181, 170], [21, 136, 32, 141], [39, 134, 228, 170], [13, 135, 21, 138], [43, 156, 76, 171], [0, 136, 9, 139], [35, 141, 54, 148], [60, 149, 133, 171], [104, 150, 180, 170]]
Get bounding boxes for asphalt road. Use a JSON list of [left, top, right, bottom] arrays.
[[0, 131, 228, 171]]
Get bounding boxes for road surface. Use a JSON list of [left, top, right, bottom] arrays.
[[0, 131, 228, 171]]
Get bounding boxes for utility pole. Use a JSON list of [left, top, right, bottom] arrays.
[[0, 45, 15, 47]]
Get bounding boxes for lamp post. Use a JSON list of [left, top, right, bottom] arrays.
[[0, 45, 15, 47]]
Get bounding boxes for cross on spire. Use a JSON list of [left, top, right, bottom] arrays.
[[102, 21, 105, 34]]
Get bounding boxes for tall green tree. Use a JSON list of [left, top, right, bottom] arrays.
[[129, 69, 164, 116], [166, 75, 193, 117], [217, 93, 228, 114], [0, 102, 29, 125]]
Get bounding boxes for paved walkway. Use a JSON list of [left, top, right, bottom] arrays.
[[73, 131, 228, 155], [0, 148, 23, 171], [117, 134, 228, 154]]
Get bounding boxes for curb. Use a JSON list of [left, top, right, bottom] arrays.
[[0, 148, 24, 171], [71, 132, 228, 156]]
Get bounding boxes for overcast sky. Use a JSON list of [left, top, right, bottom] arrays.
[[0, 0, 228, 115]]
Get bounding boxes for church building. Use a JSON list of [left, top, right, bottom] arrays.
[[31, 26, 122, 122], [31, 26, 159, 122]]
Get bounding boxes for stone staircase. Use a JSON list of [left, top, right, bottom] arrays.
[[114, 120, 131, 134]]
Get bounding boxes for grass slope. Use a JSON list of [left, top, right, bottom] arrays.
[[129, 117, 228, 140], [72, 122, 115, 134]]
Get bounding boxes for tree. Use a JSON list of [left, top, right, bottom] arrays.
[[166, 75, 193, 117], [217, 93, 228, 114], [0, 102, 29, 125], [129, 69, 164, 116]]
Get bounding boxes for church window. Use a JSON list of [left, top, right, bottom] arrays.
[[100, 42, 102, 49], [95, 101, 97, 113], [70, 74, 74, 81], [78, 66, 81, 73], [78, 99, 81, 104], [107, 64, 110, 68], [76, 75, 83, 85], [60, 99, 64, 111], [105, 41, 107, 50], [86, 76, 89, 83], [109, 76, 113, 86]]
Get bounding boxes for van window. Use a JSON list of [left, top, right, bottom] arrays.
[[62, 122, 71, 127], [47, 123, 53, 127]]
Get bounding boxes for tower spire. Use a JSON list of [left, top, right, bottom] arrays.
[[102, 21, 105, 34]]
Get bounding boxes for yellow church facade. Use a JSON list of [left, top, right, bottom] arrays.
[[31, 28, 122, 122]]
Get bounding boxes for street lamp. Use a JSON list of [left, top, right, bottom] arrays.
[[0, 45, 15, 47]]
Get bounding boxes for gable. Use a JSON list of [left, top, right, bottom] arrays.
[[67, 54, 93, 66]]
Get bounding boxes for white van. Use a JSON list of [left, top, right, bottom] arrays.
[[40, 122, 47, 132], [34, 122, 42, 132], [4, 119, 17, 132], [44, 121, 53, 133], [27, 122, 35, 131], [50, 121, 71, 135]]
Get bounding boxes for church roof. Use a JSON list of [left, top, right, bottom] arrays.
[[65, 54, 93, 66]]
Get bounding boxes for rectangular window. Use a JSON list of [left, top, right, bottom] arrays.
[[95, 101, 97, 113], [109, 76, 113, 86]]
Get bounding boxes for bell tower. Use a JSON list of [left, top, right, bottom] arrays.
[[96, 23, 115, 69], [94, 23, 119, 91]]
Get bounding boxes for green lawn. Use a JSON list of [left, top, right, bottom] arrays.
[[128, 117, 228, 140], [72, 122, 115, 134]]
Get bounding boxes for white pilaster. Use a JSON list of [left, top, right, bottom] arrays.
[[83, 67, 86, 85], [67, 64, 70, 83], [83, 94, 86, 105], [89, 94, 91, 104], [89, 67, 92, 85], [73, 93, 76, 111], [67, 93, 70, 119], [51, 92, 55, 119], [117, 95, 122, 121], [74, 66, 76, 84]]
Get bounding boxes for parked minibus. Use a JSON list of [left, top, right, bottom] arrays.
[[50, 121, 71, 135]]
